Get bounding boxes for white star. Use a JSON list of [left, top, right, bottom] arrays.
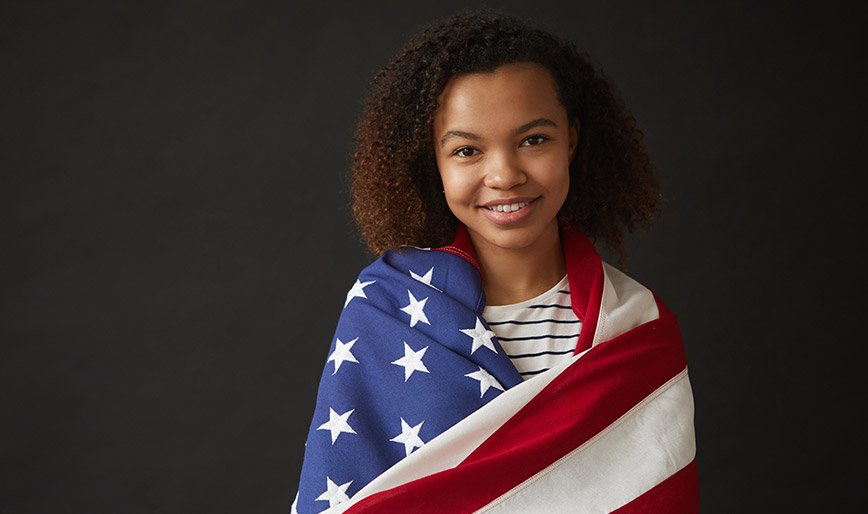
[[345, 279, 375, 307], [317, 407, 357, 444], [460, 317, 497, 354], [391, 342, 430, 381], [400, 291, 430, 327], [315, 476, 353, 507], [465, 366, 505, 397], [390, 417, 425, 457], [327, 337, 359, 374], [410, 267, 441, 291]]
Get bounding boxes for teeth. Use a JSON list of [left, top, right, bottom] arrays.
[[486, 201, 529, 213]]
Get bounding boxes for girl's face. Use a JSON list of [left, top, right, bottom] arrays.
[[433, 62, 578, 257]]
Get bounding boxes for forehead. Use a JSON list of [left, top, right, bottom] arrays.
[[433, 62, 565, 133]]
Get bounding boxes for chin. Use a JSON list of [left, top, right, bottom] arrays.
[[473, 228, 546, 251]]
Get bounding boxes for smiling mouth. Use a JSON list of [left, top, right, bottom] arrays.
[[483, 200, 533, 213]]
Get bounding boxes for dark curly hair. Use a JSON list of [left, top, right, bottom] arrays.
[[352, 11, 660, 260]]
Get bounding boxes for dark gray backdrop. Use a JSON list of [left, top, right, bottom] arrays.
[[2, 1, 863, 512]]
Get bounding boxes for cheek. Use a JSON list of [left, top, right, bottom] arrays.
[[439, 167, 474, 204], [436, 167, 459, 215], [557, 176, 570, 210], [558, 166, 570, 196], [543, 160, 571, 208]]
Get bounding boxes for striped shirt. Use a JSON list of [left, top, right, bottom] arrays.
[[483, 275, 581, 380]]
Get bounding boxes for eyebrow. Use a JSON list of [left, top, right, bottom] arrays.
[[439, 118, 558, 147]]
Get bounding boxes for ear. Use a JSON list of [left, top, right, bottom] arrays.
[[568, 117, 580, 162]]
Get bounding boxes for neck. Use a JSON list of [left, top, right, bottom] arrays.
[[471, 223, 566, 306]]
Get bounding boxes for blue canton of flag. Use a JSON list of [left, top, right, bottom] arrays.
[[293, 247, 523, 514]]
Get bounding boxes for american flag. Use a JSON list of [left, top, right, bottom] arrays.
[[294, 228, 698, 513]]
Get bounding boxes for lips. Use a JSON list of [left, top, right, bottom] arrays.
[[479, 197, 539, 224], [484, 201, 530, 213], [481, 197, 538, 212]]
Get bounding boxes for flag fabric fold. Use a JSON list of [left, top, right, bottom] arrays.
[[294, 226, 697, 514]]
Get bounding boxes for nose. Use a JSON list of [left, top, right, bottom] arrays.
[[483, 151, 527, 190]]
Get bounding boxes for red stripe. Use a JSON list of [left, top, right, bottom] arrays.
[[611, 458, 700, 514], [561, 225, 603, 352], [345, 313, 687, 513], [434, 225, 481, 273]]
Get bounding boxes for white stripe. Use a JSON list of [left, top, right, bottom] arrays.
[[593, 263, 659, 346], [496, 322, 580, 339], [476, 370, 696, 513], [499, 336, 578, 355], [510, 351, 577, 378]]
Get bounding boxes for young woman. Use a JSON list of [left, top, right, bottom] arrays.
[[293, 12, 697, 514]]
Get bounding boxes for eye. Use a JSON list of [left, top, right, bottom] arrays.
[[453, 146, 480, 158], [521, 135, 548, 146]]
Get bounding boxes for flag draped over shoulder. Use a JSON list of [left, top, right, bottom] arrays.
[[294, 227, 698, 514]]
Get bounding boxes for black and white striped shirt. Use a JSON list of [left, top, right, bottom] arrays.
[[483, 275, 581, 380]]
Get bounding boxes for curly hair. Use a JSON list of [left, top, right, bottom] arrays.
[[351, 11, 660, 259]]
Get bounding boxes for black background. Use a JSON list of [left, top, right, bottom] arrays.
[[2, 1, 864, 512]]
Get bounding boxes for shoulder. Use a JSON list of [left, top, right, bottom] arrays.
[[348, 247, 485, 312], [593, 262, 670, 342]]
